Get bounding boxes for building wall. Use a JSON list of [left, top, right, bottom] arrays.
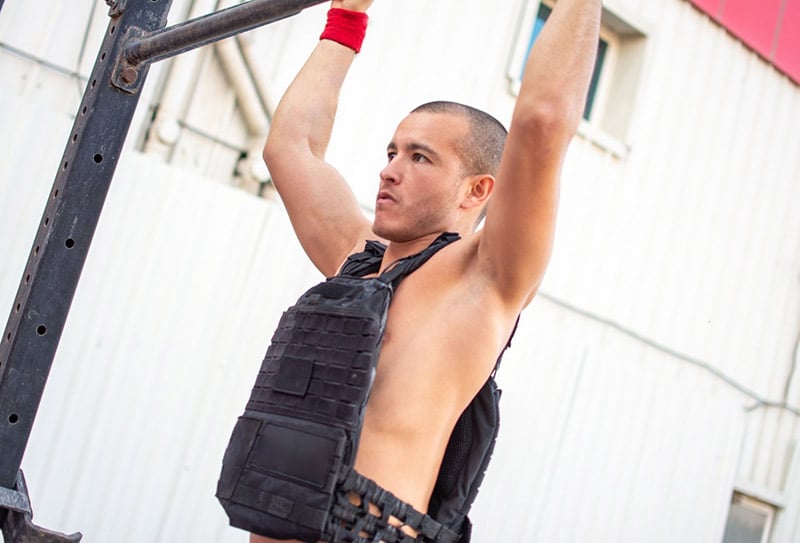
[[1, 0, 798, 541]]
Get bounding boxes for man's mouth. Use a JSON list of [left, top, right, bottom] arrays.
[[376, 190, 396, 204]]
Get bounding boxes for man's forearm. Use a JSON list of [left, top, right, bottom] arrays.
[[265, 39, 356, 159], [516, 0, 603, 134], [265, 2, 371, 160]]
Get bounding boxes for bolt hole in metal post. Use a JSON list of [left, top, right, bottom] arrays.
[[93, 153, 103, 163], [36, 325, 47, 336], [8, 414, 19, 424], [65, 238, 75, 249]]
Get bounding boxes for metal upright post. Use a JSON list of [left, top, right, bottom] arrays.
[[0, 1, 173, 540]]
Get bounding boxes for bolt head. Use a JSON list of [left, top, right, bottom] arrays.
[[121, 67, 138, 84]]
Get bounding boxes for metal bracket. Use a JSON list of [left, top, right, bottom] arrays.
[[0, 476, 31, 516], [110, 0, 328, 96], [1, 471, 82, 543], [106, 0, 127, 17], [111, 26, 148, 94]]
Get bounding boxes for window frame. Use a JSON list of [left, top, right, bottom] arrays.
[[722, 492, 777, 543]]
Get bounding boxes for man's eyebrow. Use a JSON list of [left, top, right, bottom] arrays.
[[386, 141, 440, 157]]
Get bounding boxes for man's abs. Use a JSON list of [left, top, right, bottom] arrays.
[[347, 268, 513, 512]]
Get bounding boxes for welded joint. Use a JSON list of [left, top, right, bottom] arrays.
[[111, 26, 148, 94]]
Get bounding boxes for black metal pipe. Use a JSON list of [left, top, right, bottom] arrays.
[[125, 0, 328, 66]]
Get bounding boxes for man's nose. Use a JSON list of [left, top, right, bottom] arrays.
[[379, 160, 400, 184]]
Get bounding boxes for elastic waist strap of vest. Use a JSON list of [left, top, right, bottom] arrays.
[[325, 467, 461, 543]]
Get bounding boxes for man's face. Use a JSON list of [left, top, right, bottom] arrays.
[[373, 111, 469, 242]]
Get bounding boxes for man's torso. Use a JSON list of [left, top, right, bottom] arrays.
[[349, 231, 518, 513]]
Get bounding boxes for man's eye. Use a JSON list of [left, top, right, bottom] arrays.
[[387, 152, 397, 162], [412, 153, 427, 163]]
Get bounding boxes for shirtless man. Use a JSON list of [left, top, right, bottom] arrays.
[[253, 0, 601, 540]]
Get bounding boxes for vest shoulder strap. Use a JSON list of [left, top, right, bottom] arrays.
[[338, 240, 387, 278], [379, 232, 460, 287], [338, 232, 460, 288]]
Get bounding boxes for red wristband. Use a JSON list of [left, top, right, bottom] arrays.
[[320, 8, 369, 53]]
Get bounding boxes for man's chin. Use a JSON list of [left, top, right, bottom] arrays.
[[372, 223, 412, 243]]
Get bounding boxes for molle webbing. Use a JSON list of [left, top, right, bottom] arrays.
[[325, 468, 460, 543], [244, 299, 380, 434]]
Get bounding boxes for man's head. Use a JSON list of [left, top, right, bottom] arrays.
[[373, 102, 507, 241], [410, 101, 507, 180]]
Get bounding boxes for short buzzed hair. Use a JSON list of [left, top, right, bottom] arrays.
[[410, 101, 507, 225], [410, 101, 507, 178]]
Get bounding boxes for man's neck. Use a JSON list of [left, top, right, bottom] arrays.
[[378, 231, 459, 274]]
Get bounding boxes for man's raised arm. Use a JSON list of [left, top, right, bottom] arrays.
[[263, 0, 374, 277], [479, 0, 602, 307]]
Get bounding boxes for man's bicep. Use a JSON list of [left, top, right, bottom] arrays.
[[266, 146, 373, 276]]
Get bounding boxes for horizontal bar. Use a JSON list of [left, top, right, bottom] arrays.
[[124, 0, 328, 66]]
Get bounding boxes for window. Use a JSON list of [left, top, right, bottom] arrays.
[[721, 492, 776, 543], [508, 1, 649, 157]]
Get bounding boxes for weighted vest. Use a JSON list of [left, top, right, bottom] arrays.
[[217, 232, 513, 542]]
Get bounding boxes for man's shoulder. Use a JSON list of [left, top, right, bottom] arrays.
[[400, 232, 496, 296]]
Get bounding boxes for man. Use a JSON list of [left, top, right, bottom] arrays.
[[252, 0, 601, 541]]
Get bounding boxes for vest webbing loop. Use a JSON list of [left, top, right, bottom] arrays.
[[325, 467, 460, 543]]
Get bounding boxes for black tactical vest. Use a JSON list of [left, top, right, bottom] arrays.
[[217, 232, 512, 542]]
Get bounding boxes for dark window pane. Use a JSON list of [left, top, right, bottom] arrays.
[[583, 38, 608, 120]]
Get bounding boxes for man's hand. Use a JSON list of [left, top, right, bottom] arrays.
[[331, 0, 373, 12]]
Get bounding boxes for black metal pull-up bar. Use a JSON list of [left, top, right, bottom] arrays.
[[0, 0, 326, 541], [126, 0, 323, 65]]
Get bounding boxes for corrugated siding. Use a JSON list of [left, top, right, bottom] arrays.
[[473, 299, 744, 542], [688, 0, 800, 84], [1, 0, 799, 541]]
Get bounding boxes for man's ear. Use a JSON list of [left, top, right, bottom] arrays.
[[462, 174, 495, 211]]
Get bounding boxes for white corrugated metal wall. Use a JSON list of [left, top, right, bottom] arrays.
[[1, 0, 799, 541]]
